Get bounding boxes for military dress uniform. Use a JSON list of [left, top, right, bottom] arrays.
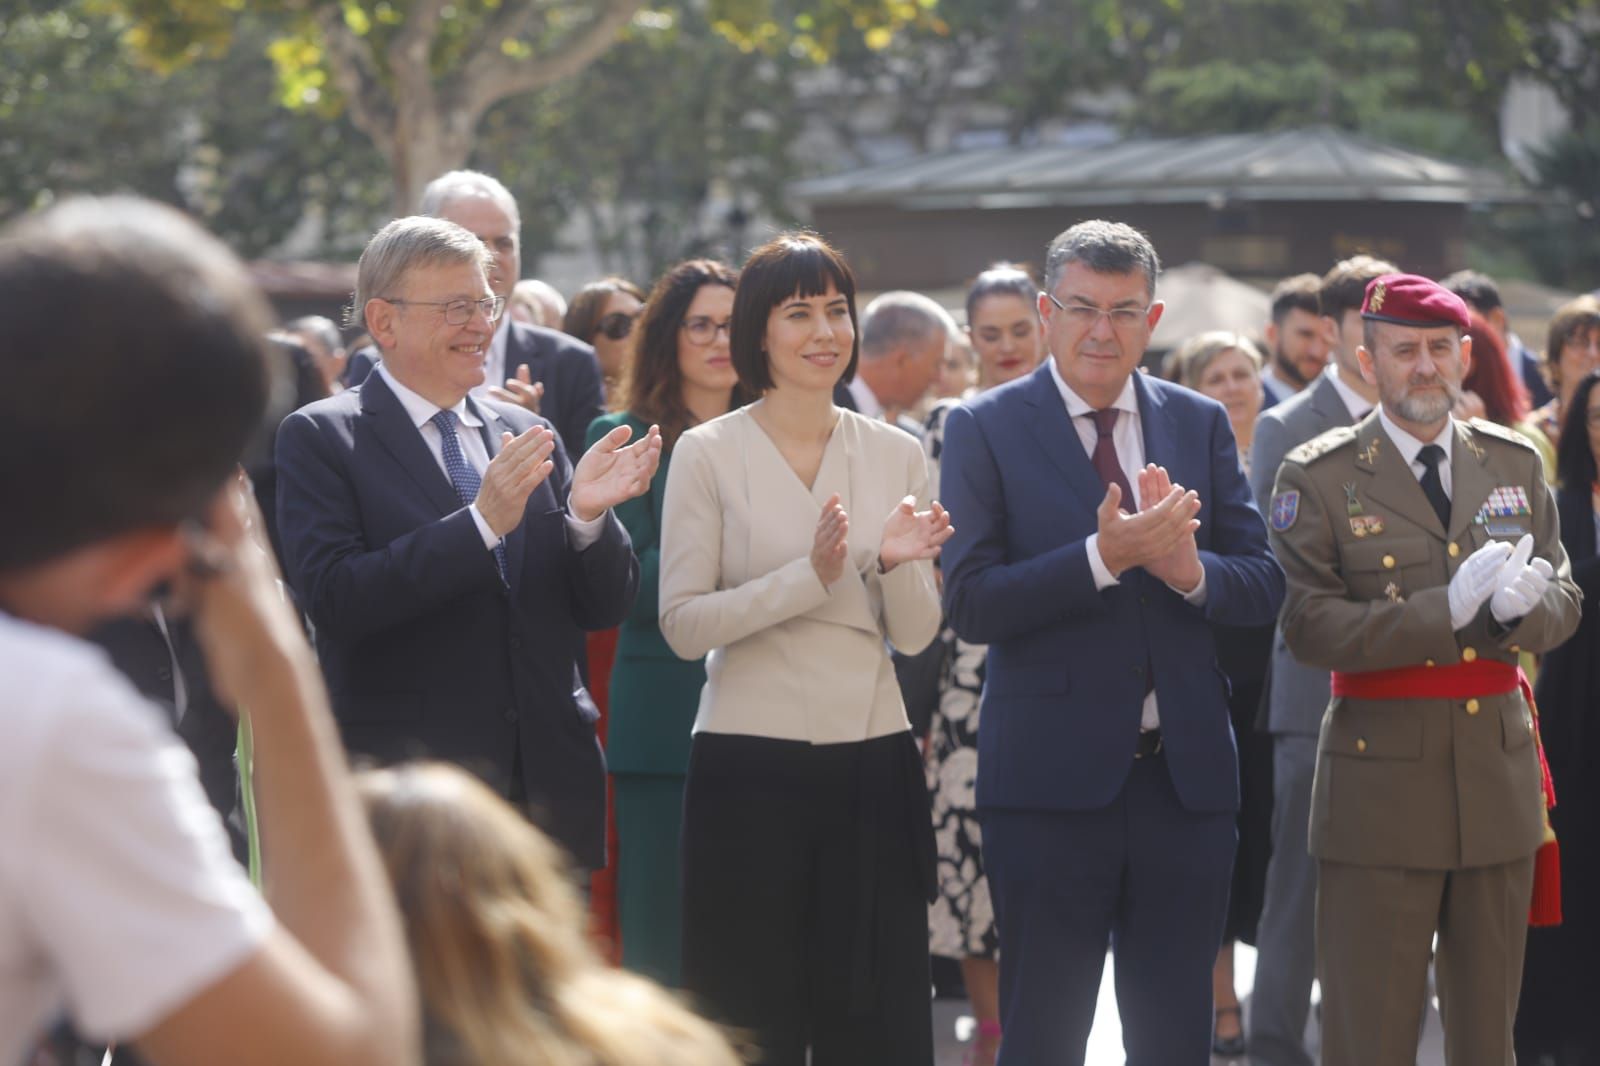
[[1269, 405, 1581, 1066]]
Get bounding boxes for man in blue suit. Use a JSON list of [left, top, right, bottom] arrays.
[[940, 220, 1285, 1065], [276, 215, 660, 872]]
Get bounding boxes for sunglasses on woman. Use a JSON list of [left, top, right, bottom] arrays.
[[596, 310, 639, 341]]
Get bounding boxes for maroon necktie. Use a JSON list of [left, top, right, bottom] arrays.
[[1090, 408, 1134, 512]]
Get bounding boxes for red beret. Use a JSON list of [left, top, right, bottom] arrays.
[[1361, 273, 1471, 332]]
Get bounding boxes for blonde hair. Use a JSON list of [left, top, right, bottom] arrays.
[[1172, 330, 1264, 390], [358, 763, 743, 1066]]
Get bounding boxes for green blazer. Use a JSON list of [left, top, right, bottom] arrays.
[[586, 411, 706, 775]]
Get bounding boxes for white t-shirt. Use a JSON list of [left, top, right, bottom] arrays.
[[0, 613, 272, 1064]]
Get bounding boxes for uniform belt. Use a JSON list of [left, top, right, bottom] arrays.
[[1134, 728, 1163, 759], [1331, 658, 1518, 700]]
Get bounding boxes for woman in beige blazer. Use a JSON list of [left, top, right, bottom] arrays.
[[659, 233, 951, 1066]]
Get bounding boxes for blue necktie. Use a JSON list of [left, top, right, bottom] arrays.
[[431, 409, 508, 581]]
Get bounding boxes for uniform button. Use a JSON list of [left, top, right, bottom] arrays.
[[1356, 738, 1368, 753], [1462, 647, 1478, 662], [1382, 554, 1397, 569], [504, 708, 519, 723], [1466, 699, 1481, 715], [1448, 542, 1461, 558], [509, 636, 522, 650], [1510, 645, 1521, 654], [1424, 659, 1436, 667]]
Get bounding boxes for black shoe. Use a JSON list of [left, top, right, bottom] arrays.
[[1212, 1005, 1247, 1058]]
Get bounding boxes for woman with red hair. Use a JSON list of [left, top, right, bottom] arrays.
[[1462, 310, 1556, 477]]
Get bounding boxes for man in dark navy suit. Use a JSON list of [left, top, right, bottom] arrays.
[[344, 170, 605, 456], [276, 216, 660, 870], [939, 220, 1284, 1065]]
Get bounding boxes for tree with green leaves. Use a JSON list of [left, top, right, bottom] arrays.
[[99, 0, 937, 214]]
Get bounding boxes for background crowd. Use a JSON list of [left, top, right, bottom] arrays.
[[5, 169, 1600, 1066]]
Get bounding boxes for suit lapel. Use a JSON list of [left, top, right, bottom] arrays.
[[1353, 413, 1446, 540], [1310, 373, 1354, 430], [1022, 363, 1107, 515], [360, 373, 461, 519], [1133, 372, 1177, 483], [1447, 421, 1496, 542]]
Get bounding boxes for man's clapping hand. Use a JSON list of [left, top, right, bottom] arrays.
[[476, 425, 557, 537], [1096, 463, 1202, 591], [570, 422, 664, 522], [488, 363, 544, 415]]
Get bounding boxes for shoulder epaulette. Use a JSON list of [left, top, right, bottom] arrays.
[[1466, 417, 1538, 453], [1285, 425, 1356, 466]]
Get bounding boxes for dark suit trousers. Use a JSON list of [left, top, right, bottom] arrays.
[[681, 732, 934, 1066], [981, 754, 1236, 1066]]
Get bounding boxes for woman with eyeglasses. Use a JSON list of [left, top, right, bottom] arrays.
[[659, 233, 952, 1065], [565, 277, 647, 401], [584, 259, 748, 986], [1515, 367, 1600, 1066]]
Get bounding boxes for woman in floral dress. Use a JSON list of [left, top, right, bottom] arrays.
[[924, 265, 1046, 1066]]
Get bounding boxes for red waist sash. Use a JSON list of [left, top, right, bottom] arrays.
[[1331, 658, 1518, 700]]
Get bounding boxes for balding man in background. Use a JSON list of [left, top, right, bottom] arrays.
[[836, 290, 953, 433]]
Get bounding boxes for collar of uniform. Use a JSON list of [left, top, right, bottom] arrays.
[[1377, 406, 1453, 471], [1047, 356, 1138, 419], [847, 375, 885, 419], [377, 362, 486, 430], [1324, 364, 1374, 422]]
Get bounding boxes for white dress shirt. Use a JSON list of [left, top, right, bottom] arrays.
[[1377, 407, 1455, 500], [1325, 363, 1375, 422], [377, 363, 605, 551], [1047, 360, 1207, 729], [469, 313, 512, 403], [847, 375, 885, 419]]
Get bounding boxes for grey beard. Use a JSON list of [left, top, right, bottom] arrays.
[[1390, 379, 1459, 424]]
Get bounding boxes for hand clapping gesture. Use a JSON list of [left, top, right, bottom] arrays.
[[878, 495, 955, 573], [570, 422, 664, 522], [811, 493, 850, 586], [488, 363, 544, 415], [1096, 463, 1203, 591]]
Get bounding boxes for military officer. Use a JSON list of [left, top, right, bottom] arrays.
[[1268, 273, 1582, 1066]]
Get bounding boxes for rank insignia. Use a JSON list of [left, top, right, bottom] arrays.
[[1271, 491, 1300, 532], [1358, 436, 1381, 465], [1349, 515, 1385, 537], [1344, 482, 1362, 516]]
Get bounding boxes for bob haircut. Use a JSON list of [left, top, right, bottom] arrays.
[[729, 232, 859, 393]]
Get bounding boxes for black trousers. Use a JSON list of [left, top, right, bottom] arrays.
[[681, 730, 936, 1066]]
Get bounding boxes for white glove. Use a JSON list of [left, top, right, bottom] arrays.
[[1490, 534, 1554, 623], [1448, 539, 1514, 630]]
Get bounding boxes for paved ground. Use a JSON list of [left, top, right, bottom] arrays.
[[932, 944, 1448, 1065]]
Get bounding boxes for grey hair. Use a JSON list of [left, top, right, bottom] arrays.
[[1174, 330, 1264, 389], [419, 169, 521, 228], [1043, 220, 1161, 297], [351, 216, 492, 331], [859, 290, 956, 361], [285, 314, 343, 356]]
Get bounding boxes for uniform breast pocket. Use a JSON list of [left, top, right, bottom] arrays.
[[1339, 535, 1432, 600]]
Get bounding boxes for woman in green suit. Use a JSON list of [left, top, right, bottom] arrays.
[[586, 258, 745, 984]]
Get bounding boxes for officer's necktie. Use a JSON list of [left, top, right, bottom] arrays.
[[1417, 443, 1450, 530], [1089, 408, 1134, 512], [431, 409, 508, 581]]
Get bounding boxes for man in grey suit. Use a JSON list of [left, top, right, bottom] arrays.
[[1245, 254, 1390, 1066]]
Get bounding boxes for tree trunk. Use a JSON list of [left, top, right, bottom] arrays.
[[389, 99, 476, 216]]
